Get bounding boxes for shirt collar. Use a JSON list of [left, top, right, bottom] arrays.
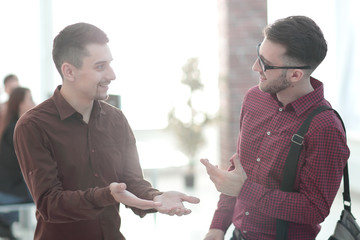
[[52, 85, 104, 121], [287, 77, 325, 116]]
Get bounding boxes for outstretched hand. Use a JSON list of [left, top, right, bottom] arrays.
[[200, 154, 247, 196], [154, 191, 200, 216], [109, 182, 162, 210]]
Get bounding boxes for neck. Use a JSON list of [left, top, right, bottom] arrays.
[[277, 77, 314, 106]]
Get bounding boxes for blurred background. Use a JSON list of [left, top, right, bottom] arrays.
[[0, 0, 359, 239]]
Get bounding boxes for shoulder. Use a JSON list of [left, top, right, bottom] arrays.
[[16, 98, 55, 131], [99, 101, 124, 117], [307, 107, 346, 138], [98, 101, 129, 126], [246, 85, 261, 96]]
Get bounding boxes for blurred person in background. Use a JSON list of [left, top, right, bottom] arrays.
[[13, 22, 200, 240], [201, 15, 349, 240], [0, 74, 20, 141], [2, 75, 19, 98], [0, 87, 34, 240]]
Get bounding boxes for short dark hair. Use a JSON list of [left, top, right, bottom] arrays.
[[52, 22, 109, 78], [3, 74, 18, 85], [263, 16, 327, 69]]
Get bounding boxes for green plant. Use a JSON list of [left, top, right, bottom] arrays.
[[167, 58, 212, 187]]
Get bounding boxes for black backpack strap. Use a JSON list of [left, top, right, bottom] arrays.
[[343, 164, 351, 212], [276, 105, 334, 240], [329, 110, 351, 212], [280, 105, 332, 192]]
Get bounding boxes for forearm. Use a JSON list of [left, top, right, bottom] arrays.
[[34, 186, 116, 223], [239, 179, 333, 224], [210, 193, 236, 232]]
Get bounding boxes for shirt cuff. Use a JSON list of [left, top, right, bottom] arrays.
[[209, 211, 233, 232], [90, 186, 117, 207]]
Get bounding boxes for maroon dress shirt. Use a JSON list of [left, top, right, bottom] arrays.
[[210, 78, 350, 239], [14, 86, 161, 240]]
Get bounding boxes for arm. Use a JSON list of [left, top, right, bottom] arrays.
[[201, 124, 349, 225], [239, 125, 349, 224], [109, 183, 200, 216], [203, 229, 225, 240], [200, 154, 240, 236], [14, 121, 118, 223], [14, 119, 184, 221], [113, 114, 200, 216]]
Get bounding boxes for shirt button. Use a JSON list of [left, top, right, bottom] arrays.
[[267, 131, 271, 135], [91, 149, 95, 153], [94, 173, 99, 177], [245, 211, 249, 215], [279, 107, 283, 112], [243, 230, 247, 234], [256, 158, 261, 162]]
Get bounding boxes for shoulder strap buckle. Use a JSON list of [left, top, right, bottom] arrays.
[[291, 134, 304, 145]]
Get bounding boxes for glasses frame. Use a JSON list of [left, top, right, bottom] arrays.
[[256, 43, 311, 72]]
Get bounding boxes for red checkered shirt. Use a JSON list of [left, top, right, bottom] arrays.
[[210, 78, 350, 239]]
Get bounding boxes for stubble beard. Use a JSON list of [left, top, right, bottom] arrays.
[[259, 72, 291, 94]]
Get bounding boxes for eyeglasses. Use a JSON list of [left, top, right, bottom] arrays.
[[256, 43, 311, 72]]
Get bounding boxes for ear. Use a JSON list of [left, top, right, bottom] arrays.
[[287, 69, 305, 83], [61, 62, 76, 82]]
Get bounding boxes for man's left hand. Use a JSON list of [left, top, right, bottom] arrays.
[[154, 191, 200, 216], [200, 154, 247, 196]]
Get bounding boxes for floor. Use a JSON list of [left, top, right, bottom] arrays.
[[3, 127, 360, 240]]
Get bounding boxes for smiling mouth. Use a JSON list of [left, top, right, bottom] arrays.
[[259, 75, 266, 82], [99, 82, 110, 88]]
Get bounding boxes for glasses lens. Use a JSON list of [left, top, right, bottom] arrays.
[[257, 44, 266, 72], [258, 58, 265, 72]]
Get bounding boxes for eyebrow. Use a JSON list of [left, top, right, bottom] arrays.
[[94, 60, 108, 65], [94, 60, 109, 66]]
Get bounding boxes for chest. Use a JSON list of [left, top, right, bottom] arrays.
[[43, 117, 126, 188], [239, 106, 306, 188]]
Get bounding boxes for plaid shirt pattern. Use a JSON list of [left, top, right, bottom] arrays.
[[210, 78, 350, 239]]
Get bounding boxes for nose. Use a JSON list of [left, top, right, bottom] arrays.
[[252, 58, 261, 72], [107, 66, 116, 81]]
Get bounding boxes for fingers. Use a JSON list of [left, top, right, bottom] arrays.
[[232, 155, 242, 171], [134, 199, 162, 210], [154, 191, 199, 216], [200, 159, 222, 184], [200, 158, 211, 168], [109, 182, 127, 193], [200, 159, 218, 174], [181, 194, 200, 204], [122, 194, 162, 210], [157, 206, 192, 216], [232, 155, 247, 178]]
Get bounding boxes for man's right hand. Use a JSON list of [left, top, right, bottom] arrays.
[[203, 229, 225, 240], [109, 182, 162, 210]]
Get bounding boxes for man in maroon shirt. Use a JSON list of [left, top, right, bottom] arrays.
[[13, 23, 199, 240], [201, 16, 349, 239]]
